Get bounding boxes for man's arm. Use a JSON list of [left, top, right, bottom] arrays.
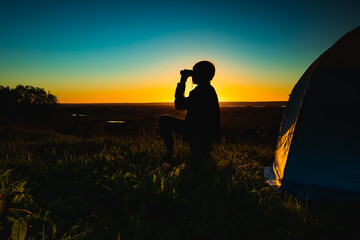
[[174, 75, 190, 110]]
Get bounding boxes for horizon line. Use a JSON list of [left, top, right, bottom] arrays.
[[59, 100, 288, 104]]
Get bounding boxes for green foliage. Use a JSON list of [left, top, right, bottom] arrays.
[[0, 126, 324, 239], [11, 217, 27, 240]]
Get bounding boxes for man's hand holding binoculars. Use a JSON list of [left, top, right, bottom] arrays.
[[180, 69, 193, 84]]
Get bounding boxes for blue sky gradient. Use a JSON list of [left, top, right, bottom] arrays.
[[0, 0, 359, 102]]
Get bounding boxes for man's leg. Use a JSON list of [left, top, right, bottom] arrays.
[[159, 116, 185, 158], [189, 141, 212, 163]]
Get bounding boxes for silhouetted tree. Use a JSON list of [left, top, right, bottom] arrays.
[[13, 85, 58, 105], [0, 85, 58, 123]]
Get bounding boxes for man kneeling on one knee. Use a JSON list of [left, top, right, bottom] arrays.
[[159, 60, 221, 162]]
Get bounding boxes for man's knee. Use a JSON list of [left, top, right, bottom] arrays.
[[159, 116, 184, 132]]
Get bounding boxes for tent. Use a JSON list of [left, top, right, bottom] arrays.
[[264, 26, 360, 200]]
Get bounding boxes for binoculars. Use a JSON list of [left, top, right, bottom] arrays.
[[180, 69, 193, 77]]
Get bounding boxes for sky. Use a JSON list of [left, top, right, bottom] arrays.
[[0, 0, 359, 103]]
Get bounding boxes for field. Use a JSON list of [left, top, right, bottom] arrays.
[[0, 102, 358, 239]]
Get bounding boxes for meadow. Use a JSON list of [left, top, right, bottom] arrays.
[[0, 103, 357, 239]]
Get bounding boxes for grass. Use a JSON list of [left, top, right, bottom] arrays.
[[0, 125, 325, 239]]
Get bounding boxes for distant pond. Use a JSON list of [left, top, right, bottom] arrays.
[[72, 113, 90, 117], [106, 121, 125, 124]]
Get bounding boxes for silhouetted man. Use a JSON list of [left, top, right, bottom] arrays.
[[159, 61, 221, 162]]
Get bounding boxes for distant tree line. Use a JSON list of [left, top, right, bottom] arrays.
[[0, 85, 58, 122]]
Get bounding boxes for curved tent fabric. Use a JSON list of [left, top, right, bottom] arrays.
[[273, 52, 327, 181], [268, 26, 360, 200]]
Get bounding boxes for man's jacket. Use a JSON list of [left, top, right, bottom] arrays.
[[175, 82, 221, 142]]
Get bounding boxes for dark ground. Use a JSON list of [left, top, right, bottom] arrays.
[[50, 102, 359, 239], [1, 101, 359, 239]]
